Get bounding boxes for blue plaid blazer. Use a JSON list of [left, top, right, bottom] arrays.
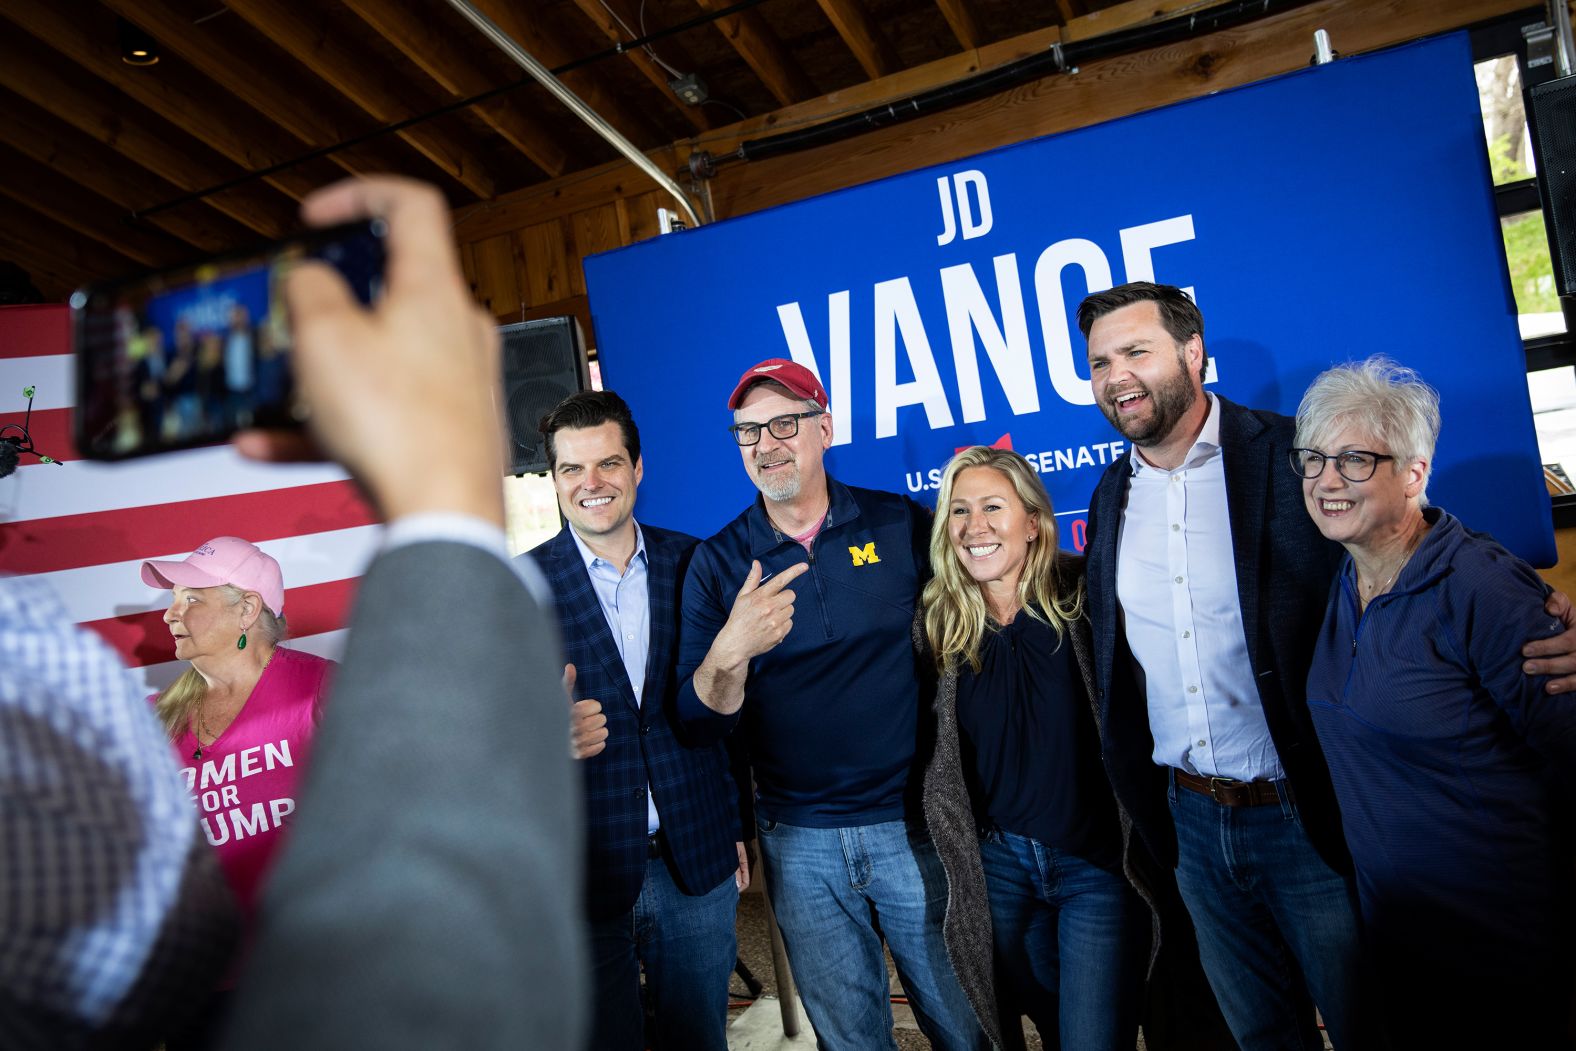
[[527, 524, 741, 920]]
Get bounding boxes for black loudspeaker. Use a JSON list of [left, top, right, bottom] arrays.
[[1527, 75, 1576, 296], [500, 316, 589, 475]]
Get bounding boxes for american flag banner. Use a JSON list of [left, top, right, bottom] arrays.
[[0, 304, 378, 694]]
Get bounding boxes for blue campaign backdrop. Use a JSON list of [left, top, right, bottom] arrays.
[[585, 32, 1554, 565]]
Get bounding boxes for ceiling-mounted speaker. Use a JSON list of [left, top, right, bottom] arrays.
[[500, 317, 589, 476]]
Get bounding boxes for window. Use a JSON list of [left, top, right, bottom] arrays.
[[1473, 14, 1576, 525]]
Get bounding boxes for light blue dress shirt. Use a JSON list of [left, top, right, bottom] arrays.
[[1114, 394, 1285, 781], [570, 522, 660, 834]]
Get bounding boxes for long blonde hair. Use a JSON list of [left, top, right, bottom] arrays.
[[155, 584, 287, 738], [922, 447, 1083, 674]]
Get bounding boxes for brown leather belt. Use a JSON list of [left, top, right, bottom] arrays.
[[1172, 768, 1286, 808]]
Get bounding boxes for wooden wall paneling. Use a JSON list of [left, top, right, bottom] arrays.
[[470, 234, 524, 318], [518, 220, 573, 306], [624, 192, 667, 244], [569, 204, 628, 296], [492, 295, 598, 353]]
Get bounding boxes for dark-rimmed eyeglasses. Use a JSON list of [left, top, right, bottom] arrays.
[[729, 411, 822, 447], [1288, 448, 1395, 482]]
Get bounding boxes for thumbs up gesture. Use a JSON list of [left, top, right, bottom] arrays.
[[564, 663, 608, 760]]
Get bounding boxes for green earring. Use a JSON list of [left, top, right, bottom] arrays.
[[237, 632, 248, 650]]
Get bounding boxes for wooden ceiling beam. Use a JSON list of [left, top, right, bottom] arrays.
[[333, 0, 570, 178], [99, 0, 363, 157], [464, 0, 673, 146], [97, 0, 442, 190], [0, 0, 343, 203], [566, 0, 717, 133], [0, 90, 252, 254], [0, 198, 144, 288], [0, 34, 297, 239], [691, 0, 818, 106], [221, 0, 514, 192], [932, 0, 985, 50], [0, 143, 192, 270], [816, 0, 902, 80]]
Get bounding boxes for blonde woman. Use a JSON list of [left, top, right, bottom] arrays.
[[919, 447, 1153, 1050], [143, 535, 332, 1048]]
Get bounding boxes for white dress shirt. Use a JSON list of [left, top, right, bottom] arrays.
[[570, 521, 661, 835], [1115, 394, 1285, 781]]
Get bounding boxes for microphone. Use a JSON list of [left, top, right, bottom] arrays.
[[1, 385, 64, 475]]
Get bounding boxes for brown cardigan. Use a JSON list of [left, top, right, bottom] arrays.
[[915, 554, 1162, 1050]]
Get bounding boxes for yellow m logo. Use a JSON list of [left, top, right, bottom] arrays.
[[849, 542, 880, 566]]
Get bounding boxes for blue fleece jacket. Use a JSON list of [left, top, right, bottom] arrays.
[[676, 479, 932, 827]]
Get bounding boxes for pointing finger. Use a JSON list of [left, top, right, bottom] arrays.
[[757, 561, 810, 596], [736, 560, 763, 599]]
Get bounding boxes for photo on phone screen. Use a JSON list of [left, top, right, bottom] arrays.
[[71, 219, 387, 461]]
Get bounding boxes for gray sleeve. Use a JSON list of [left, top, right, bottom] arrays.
[[223, 541, 586, 1051]]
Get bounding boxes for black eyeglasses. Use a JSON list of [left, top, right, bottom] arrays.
[[1288, 448, 1396, 482], [729, 411, 822, 447]]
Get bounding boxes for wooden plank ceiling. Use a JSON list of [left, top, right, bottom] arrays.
[[0, 0, 1134, 302]]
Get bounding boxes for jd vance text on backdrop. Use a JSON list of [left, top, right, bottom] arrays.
[[585, 33, 1555, 566]]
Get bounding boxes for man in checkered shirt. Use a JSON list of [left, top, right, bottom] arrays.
[[0, 573, 236, 1048]]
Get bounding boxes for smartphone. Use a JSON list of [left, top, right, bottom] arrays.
[[71, 219, 387, 461]]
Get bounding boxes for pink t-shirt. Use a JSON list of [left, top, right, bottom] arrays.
[[169, 647, 332, 923]]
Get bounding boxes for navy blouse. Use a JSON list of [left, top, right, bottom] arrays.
[[954, 609, 1119, 865]]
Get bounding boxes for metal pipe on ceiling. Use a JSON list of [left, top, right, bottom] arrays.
[[444, 0, 703, 228]]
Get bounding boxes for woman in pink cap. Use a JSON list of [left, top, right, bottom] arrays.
[[142, 535, 333, 1049]]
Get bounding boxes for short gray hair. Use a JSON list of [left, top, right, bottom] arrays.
[[1294, 356, 1441, 504]]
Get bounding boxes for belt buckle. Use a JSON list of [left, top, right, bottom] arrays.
[[1208, 776, 1237, 803]]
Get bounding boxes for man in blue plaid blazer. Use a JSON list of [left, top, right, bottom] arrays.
[[526, 390, 745, 1051]]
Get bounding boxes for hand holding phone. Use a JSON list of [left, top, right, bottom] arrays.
[[236, 177, 507, 527], [72, 220, 387, 461]]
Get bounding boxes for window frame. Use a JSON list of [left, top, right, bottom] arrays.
[[1471, 10, 1576, 527]]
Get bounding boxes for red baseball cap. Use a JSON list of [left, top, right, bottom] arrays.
[[142, 536, 286, 617], [727, 358, 828, 411]]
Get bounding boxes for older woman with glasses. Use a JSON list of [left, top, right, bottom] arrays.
[[1294, 357, 1576, 1046]]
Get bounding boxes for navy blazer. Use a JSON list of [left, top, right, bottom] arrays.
[[1084, 396, 1351, 872], [527, 523, 740, 920]]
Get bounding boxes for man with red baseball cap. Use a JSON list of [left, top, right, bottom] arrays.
[[674, 359, 987, 1050]]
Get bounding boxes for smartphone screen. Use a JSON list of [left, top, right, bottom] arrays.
[[71, 219, 387, 461]]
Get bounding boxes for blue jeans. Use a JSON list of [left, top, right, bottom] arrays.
[[1168, 772, 1381, 1051], [979, 830, 1148, 1051], [586, 853, 739, 1051], [756, 817, 990, 1051]]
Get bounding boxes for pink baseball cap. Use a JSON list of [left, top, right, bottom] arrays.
[[141, 536, 286, 617], [727, 358, 828, 411]]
